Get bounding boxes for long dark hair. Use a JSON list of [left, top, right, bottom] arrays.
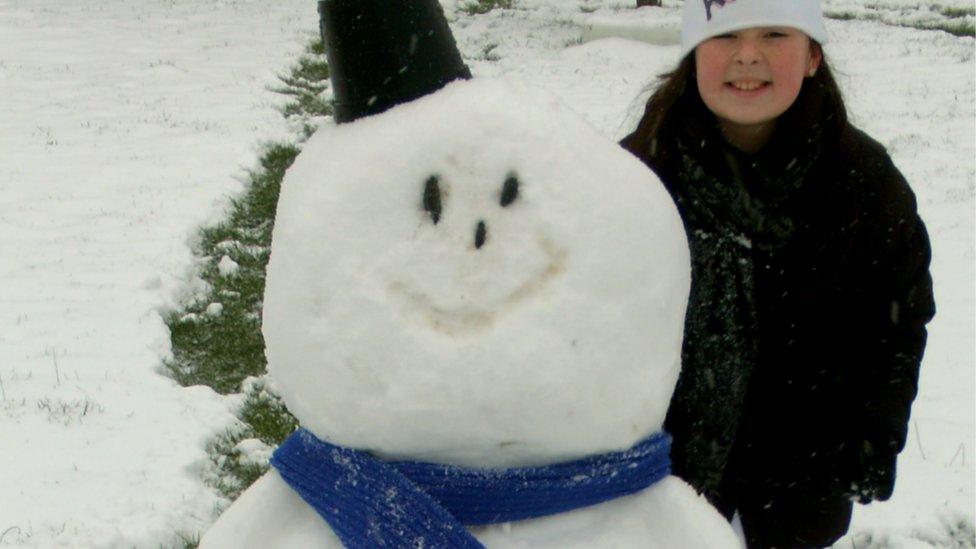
[[621, 42, 848, 164]]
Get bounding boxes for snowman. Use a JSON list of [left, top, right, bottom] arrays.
[[200, 1, 740, 547]]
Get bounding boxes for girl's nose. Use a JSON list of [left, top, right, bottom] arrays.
[[733, 40, 762, 65]]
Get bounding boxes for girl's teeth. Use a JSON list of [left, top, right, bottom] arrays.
[[731, 82, 764, 91]]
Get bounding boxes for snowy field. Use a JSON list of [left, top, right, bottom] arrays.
[[0, 0, 972, 547]]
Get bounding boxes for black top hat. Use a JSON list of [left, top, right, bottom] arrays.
[[319, 0, 472, 124]]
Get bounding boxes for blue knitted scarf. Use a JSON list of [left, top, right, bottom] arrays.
[[271, 428, 671, 548]]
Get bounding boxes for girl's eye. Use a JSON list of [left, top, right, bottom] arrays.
[[714, 33, 736, 40]]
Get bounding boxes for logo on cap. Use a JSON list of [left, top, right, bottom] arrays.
[[704, 0, 736, 21]]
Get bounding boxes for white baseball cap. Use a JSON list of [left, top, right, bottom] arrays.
[[680, 0, 829, 59]]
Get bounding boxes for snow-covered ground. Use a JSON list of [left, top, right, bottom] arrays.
[[1, 1, 972, 547], [0, 1, 314, 546]]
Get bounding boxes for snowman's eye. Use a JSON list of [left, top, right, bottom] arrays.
[[423, 175, 442, 224], [500, 174, 519, 207]]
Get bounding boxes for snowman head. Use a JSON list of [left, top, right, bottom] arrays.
[[262, 78, 690, 468]]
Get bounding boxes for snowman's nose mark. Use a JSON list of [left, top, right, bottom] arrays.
[[474, 220, 487, 249]]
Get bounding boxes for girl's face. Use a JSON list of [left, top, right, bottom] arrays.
[[694, 27, 821, 147]]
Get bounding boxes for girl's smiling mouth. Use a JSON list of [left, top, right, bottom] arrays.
[[726, 80, 771, 93]]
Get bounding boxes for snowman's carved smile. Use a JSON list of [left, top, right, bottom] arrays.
[[388, 236, 566, 336], [384, 170, 566, 335]]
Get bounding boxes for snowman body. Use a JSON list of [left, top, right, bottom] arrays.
[[200, 78, 740, 548]]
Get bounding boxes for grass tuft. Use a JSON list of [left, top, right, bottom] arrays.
[[272, 40, 333, 125], [940, 5, 975, 18], [170, 531, 200, 549], [206, 379, 298, 501], [825, 7, 975, 37], [163, 141, 300, 395], [460, 0, 514, 16], [933, 19, 976, 37], [163, 36, 329, 535]]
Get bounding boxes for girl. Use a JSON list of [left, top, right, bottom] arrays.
[[621, 1, 935, 547]]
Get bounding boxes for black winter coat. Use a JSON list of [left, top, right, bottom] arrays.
[[623, 94, 935, 547]]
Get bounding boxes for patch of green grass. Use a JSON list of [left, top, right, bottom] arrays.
[[478, 42, 501, 62], [170, 531, 200, 549], [164, 142, 299, 394], [460, 0, 514, 16], [930, 19, 976, 37], [239, 379, 300, 447], [824, 10, 859, 21], [164, 36, 330, 530], [271, 39, 333, 136], [207, 379, 298, 501], [825, 6, 975, 37], [938, 5, 975, 18]]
